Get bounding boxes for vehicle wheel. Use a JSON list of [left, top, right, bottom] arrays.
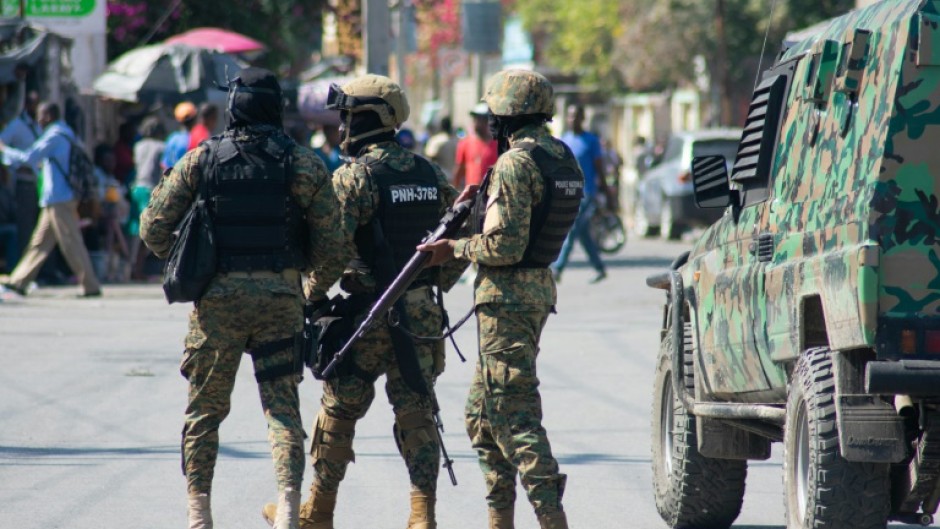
[[633, 197, 658, 238], [783, 347, 890, 529], [660, 197, 684, 241], [651, 325, 747, 529], [590, 210, 626, 254]]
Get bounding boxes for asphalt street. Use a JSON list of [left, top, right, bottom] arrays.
[[1, 237, 929, 529]]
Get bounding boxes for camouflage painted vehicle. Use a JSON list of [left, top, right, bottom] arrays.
[[647, 1, 940, 528]]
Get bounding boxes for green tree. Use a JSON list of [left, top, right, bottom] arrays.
[[510, 0, 855, 122], [514, 0, 623, 91]]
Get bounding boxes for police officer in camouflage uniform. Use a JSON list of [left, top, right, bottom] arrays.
[[260, 74, 463, 529], [419, 69, 583, 529], [140, 67, 346, 529]]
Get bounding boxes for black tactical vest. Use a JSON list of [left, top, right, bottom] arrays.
[[353, 155, 442, 282], [512, 141, 584, 268], [203, 133, 308, 273]]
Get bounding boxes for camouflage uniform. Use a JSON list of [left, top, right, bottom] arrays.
[[305, 140, 462, 496], [452, 123, 569, 516], [140, 135, 344, 496]]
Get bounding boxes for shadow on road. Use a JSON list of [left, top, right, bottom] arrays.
[[556, 452, 650, 465], [0, 442, 266, 460], [562, 255, 674, 270]]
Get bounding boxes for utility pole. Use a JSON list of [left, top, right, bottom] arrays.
[[714, 0, 732, 126], [364, 0, 390, 76], [395, 0, 407, 90]]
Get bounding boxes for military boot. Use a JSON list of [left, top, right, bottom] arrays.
[[537, 511, 569, 529], [263, 488, 336, 529], [407, 490, 436, 529], [488, 506, 514, 529], [299, 487, 337, 529], [188, 493, 213, 529]]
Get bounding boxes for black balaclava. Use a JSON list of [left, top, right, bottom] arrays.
[[488, 113, 549, 154], [342, 109, 396, 157], [226, 67, 283, 130]]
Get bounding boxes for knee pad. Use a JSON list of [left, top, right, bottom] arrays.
[[310, 408, 357, 463], [393, 410, 437, 456]]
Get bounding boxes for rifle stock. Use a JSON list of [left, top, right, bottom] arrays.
[[319, 199, 474, 379]]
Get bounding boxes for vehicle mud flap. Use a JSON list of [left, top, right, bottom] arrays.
[[697, 417, 772, 460], [836, 394, 907, 463]]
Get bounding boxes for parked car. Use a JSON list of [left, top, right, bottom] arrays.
[[633, 129, 741, 239]]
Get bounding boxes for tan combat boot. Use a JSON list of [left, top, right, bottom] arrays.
[[537, 511, 569, 529], [298, 487, 337, 529], [407, 490, 436, 529], [188, 493, 213, 529], [263, 488, 336, 529], [488, 506, 514, 529]]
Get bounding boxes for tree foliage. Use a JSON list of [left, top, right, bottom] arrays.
[[514, 0, 621, 90], [511, 0, 856, 101], [106, 0, 327, 76]]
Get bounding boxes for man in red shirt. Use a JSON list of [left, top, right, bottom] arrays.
[[453, 103, 498, 189], [187, 103, 218, 151]]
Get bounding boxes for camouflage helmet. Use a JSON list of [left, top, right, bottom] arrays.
[[483, 69, 554, 117], [337, 74, 410, 127]]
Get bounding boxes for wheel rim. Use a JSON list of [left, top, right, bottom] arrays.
[[795, 402, 810, 525], [661, 376, 675, 476]]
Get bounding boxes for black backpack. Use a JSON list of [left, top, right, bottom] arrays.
[[51, 134, 96, 202]]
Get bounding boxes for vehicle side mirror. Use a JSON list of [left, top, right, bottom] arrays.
[[691, 155, 732, 208]]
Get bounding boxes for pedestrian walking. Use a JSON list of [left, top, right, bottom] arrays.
[[139, 67, 346, 529], [0, 102, 101, 298], [452, 103, 498, 190], [550, 105, 611, 283], [262, 74, 464, 529], [419, 69, 582, 529], [423, 115, 458, 180], [161, 101, 197, 171], [127, 115, 165, 280]]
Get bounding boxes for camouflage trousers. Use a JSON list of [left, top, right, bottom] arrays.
[[180, 278, 305, 495], [312, 286, 445, 495], [465, 303, 567, 516]]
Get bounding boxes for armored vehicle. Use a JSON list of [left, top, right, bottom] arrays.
[[648, 1, 940, 527]]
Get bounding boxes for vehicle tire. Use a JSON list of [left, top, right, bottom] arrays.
[[590, 210, 626, 254], [633, 196, 658, 238], [651, 325, 747, 529], [660, 197, 684, 241], [783, 347, 890, 529]]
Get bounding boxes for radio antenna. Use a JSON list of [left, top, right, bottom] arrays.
[[754, 0, 781, 91]]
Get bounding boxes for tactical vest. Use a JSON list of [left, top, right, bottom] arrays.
[[203, 133, 308, 273], [512, 141, 584, 268], [353, 155, 442, 283]]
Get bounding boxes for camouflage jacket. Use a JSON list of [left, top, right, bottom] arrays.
[[452, 124, 561, 307], [306, 140, 465, 299], [140, 128, 346, 299]]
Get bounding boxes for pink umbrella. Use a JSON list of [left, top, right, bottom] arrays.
[[165, 27, 265, 54]]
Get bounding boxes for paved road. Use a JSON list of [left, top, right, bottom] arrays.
[[0, 237, 927, 529]]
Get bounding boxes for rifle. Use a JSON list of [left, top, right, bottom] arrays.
[[320, 198, 474, 379], [319, 199, 474, 486]]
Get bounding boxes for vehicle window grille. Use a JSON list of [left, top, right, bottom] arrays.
[[730, 59, 795, 206]]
